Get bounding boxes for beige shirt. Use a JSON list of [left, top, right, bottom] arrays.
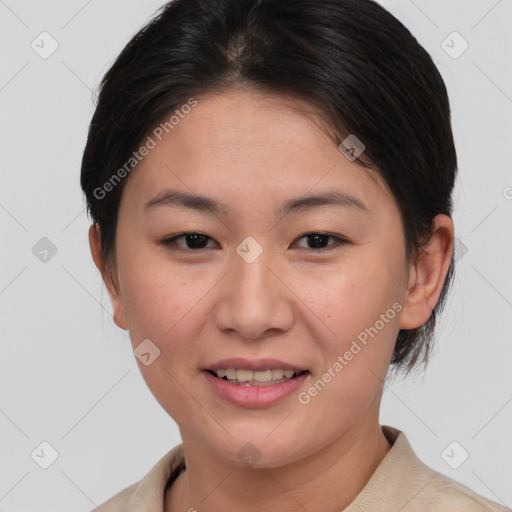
[[91, 425, 509, 511]]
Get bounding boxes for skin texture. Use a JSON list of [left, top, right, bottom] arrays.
[[89, 89, 454, 512]]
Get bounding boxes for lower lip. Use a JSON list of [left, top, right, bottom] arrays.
[[202, 370, 310, 408]]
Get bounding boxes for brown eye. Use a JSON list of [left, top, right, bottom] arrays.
[[293, 232, 347, 251], [161, 232, 219, 251]]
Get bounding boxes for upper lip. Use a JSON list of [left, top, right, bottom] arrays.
[[205, 358, 308, 372]]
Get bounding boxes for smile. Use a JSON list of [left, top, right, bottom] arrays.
[[209, 368, 308, 386]]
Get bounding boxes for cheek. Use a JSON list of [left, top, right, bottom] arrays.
[[309, 259, 401, 340], [116, 253, 218, 379], [115, 255, 207, 417], [114, 241, 189, 340], [123, 276, 198, 347], [296, 264, 400, 433]]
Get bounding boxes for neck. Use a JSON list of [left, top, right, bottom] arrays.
[[165, 418, 392, 512]]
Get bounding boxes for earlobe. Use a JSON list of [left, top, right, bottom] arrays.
[[399, 215, 454, 330], [88, 223, 129, 330]]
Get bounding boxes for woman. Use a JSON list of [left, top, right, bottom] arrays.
[[81, 0, 508, 510]]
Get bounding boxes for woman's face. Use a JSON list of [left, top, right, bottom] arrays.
[[98, 89, 416, 467]]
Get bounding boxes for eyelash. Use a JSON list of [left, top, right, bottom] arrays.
[[160, 231, 349, 253]]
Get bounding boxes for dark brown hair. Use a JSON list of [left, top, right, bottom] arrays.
[[81, 0, 457, 375]]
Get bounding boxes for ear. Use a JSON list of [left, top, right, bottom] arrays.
[[88, 223, 128, 330], [399, 214, 454, 330]]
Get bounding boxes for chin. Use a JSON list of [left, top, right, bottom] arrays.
[[198, 423, 312, 469]]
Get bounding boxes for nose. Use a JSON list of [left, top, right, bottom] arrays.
[[212, 246, 295, 340]]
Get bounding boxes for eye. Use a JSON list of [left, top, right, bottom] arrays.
[[292, 232, 348, 251], [161, 232, 219, 251], [161, 231, 348, 252]]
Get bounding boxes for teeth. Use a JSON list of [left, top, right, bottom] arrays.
[[236, 369, 253, 382], [254, 370, 272, 382], [225, 369, 237, 380], [272, 369, 284, 380], [212, 368, 300, 385]]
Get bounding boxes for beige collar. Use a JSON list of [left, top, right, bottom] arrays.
[[99, 425, 506, 512]]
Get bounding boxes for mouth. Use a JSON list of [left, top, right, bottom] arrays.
[[203, 359, 311, 407], [207, 368, 310, 386]]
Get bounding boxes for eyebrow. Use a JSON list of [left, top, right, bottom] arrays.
[[144, 188, 369, 216]]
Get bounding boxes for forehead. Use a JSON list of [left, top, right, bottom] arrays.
[[121, 89, 393, 216]]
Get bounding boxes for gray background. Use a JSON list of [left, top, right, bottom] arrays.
[[1, 0, 511, 510]]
